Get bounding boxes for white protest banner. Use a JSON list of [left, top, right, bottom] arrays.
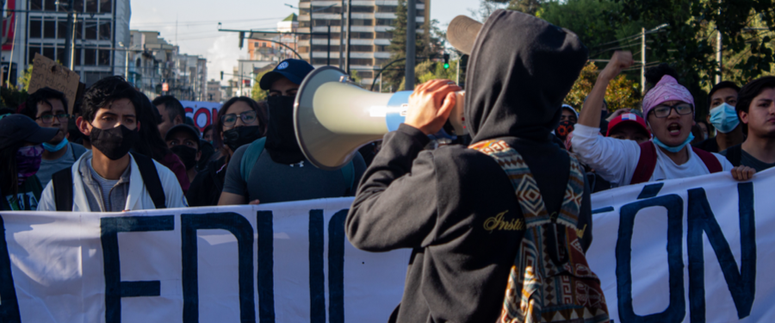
[[0, 198, 409, 322], [180, 100, 221, 133], [587, 168, 775, 322], [2, 171, 775, 322]]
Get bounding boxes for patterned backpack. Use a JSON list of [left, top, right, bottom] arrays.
[[469, 140, 609, 323]]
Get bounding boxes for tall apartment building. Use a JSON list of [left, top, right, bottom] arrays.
[[248, 14, 299, 62], [2, 0, 131, 87], [297, 0, 429, 87]]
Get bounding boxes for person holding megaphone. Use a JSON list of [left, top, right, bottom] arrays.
[[345, 10, 609, 323]]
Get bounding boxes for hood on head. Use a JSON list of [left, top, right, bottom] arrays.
[[457, 10, 588, 143]]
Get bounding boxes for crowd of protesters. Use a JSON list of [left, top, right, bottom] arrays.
[[0, 9, 773, 322]]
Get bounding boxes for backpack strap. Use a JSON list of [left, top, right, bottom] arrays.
[[631, 141, 658, 185], [131, 153, 166, 209], [724, 144, 743, 167], [692, 147, 723, 173], [52, 168, 73, 211], [240, 137, 266, 183]]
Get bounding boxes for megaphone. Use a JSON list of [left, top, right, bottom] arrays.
[[294, 66, 466, 170]]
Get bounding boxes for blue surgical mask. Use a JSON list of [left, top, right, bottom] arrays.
[[653, 133, 695, 153], [709, 103, 740, 133], [42, 137, 68, 152]]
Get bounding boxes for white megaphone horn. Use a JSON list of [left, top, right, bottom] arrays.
[[294, 66, 466, 170]]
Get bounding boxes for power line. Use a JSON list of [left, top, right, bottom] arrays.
[[130, 17, 284, 27]]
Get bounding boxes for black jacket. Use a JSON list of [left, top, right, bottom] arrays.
[[346, 10, 590, 323], [186, 156, 226, 207]]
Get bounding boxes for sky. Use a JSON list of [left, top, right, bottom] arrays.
[[129, 0, 488, 85]]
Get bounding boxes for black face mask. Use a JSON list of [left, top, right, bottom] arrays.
[[265, 95, 305, 164], [170, 145, 198, 170], [90, 125, 138, 160], [222, 125, 263, 151]]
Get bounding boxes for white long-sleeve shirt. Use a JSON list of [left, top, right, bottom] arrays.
[[571, 124, 733, 186]]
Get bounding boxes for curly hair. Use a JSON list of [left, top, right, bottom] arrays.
[[81, 76, 144, 123], [20, 87, 68, 119]]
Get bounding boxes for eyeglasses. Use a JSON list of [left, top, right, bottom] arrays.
[[221, 110, 257, 128], [651, 103, 693, 118], [36, 113, 70, 124]]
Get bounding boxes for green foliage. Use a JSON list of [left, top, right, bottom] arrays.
[[17, 64, 33, 92], [250, 69, 272, 102], [566, 62, 641, 112], [382, 0, 441, 92]]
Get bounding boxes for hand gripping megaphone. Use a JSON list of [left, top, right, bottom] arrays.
[[294, 66, 466, 170]]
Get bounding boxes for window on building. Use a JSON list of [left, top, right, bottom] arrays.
[[43, 20, 56, 38], [376, 32, 393, 39], [350, 45, 372, 52], [356, 71, 373, 79], [29, 19, 42, 38], [350, 58, 373, 66], [351, 6, 374, 12], [75, 47, 82, 65], [86, 0, 97, 12], [299, 21, 311, 28], [136, 58, 141, 68], [351, 19, 372, 26], [56, 47, 65, 62], [376, 6, 397, 13], [98, 21, 111, 40], [98, 48, 110, 66], [57, 21, 67, 39], [42, 46, 55, 60], [75, 21, 83, 39], [84, 20, 97, 39], [74, 0, 84, 12], [44, 0, 56, 11], [30, 0, 43, 10], [375, 45, 388, 52], [353, 32, 373, 39], [376, 19, 393, 26], [99, 0, 111, 13], [28, 45, 41, 63], [84, 48, 96, 65]]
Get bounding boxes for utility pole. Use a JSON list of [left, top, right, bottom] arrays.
[[63, 0, 75, 69], [339, 0, 344, 69], [456, 56, 460, 85], [405, 0, 416, 90], [345, 0, 351, 75], [715, 0, 723, 84], [641, 27, 646, 94]]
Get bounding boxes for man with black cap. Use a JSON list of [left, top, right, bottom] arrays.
[[218, 59, 366, 205], [346, 10, 609, 323], [165, 124, 201, 184], [0, 114, 58, 210]]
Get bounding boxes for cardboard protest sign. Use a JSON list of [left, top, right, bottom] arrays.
[[27, 53, 80, 114]]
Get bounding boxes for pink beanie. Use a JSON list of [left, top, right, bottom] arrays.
[[642, 75, 694, 117]]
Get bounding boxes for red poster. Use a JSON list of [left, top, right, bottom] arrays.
[[2, 0, 15, 51]]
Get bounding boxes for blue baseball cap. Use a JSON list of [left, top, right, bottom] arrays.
[[259, 59, 315, 90], [0, 114, 58, 150]]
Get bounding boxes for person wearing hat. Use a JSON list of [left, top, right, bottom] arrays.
[[606, 112, 651, 144], [218, 59, 366, 205], [347, 11, 609, 323], [18, 87, 88, 187], [572, 51, 754, 186], [165, 124, 201, 184], [0, 114, 58, 210]]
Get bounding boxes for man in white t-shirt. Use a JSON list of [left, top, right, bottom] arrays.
[[571, 51, 754, 186]]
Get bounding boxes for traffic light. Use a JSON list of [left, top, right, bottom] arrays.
[[220, 71, 224, 80], [443, 53, 450, 69]]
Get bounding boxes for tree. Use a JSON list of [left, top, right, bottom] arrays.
[[250, 69, 272, 102], [565, 62, 640, 112], [382, 0, 438, 92], [17, 64, 34, 92]]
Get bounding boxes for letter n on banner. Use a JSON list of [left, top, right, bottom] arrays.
[[687, 183, 756, 322], [181, 213, 256, 323], [308, 209, 347, 323], [617, 194, 685, 322], [0, 215, 21, 321], [101, 216, 174, 323]]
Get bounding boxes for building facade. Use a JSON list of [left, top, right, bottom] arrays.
[[248, 14, 299, 62], [1, 0, 131, 87], [296, 0, 430, 87], [206, 80, 221, 103]]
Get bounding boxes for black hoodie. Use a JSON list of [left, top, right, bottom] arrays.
[[346, 10, 589, 323]]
